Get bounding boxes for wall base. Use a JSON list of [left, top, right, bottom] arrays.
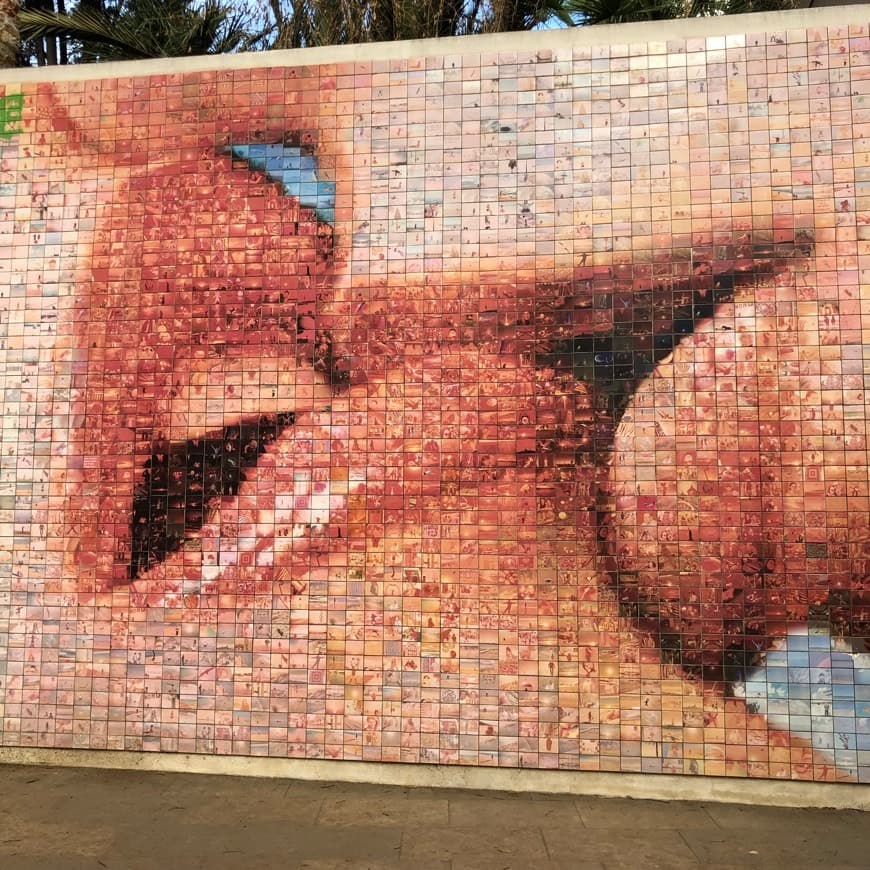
[[1, 747, 867, 810]]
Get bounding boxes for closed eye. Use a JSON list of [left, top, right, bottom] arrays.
[[538, 239, 810, 425]]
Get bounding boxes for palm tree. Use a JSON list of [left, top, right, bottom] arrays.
[[563, 0, 794, 25], [18, 0, 578, 61], [14, 0, 801, 65], [269, 0, 575, 50], [269, 0, 796, 47], [0, 0, 21, 66], [19, 0, 252, 63]]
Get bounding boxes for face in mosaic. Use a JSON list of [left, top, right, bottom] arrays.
[[1, 21, 868, 782]]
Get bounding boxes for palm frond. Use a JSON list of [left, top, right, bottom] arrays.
[[19, 7, 157, 59], [563, 0, 683, 25], [19, 0, 252, 62]]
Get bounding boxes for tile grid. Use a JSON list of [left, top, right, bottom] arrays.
[[0, 23, 867, 783]]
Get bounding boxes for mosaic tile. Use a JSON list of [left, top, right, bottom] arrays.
[[0, 19, 868, 784]]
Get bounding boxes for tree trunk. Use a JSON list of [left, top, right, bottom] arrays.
[[0, 0, 21, 67]]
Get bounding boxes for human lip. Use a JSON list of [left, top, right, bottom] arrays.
[[128, 410, 350, 600], [159, 356, 334, 443], [128, 411, 299, 581], [199, 422, 348, 581], [129, 352, 341, 555]]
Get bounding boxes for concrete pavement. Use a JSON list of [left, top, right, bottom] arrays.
[[0, 763, 867, 869]]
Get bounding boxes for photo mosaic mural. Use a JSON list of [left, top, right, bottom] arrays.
[[1, 15, 869, 783]]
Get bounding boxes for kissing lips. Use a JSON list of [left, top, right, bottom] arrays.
[[129, 412, 297, 579]]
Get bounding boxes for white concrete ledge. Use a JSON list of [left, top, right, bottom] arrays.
[[1, 747, 867, 810], [1, 5, 868, 85]]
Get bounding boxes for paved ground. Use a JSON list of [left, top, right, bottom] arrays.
[[0, 763, 867, 869]]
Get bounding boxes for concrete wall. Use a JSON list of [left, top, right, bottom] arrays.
[[1, 6, 869, 805]]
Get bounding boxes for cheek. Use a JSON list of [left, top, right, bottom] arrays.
[[610, 307, 870, 646]]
